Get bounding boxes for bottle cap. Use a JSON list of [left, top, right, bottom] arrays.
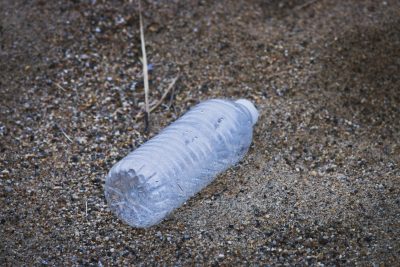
[[235, 99, 259, 125]]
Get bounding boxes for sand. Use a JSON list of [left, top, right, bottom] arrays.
[[1, 0, 399, 265]]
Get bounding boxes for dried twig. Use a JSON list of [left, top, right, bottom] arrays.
[[56, 124, 73, 143], [149, 76, 179, 113], [138, 0, 150, 131], [54, 82, 66, 91], [135, 76, 179, 119]]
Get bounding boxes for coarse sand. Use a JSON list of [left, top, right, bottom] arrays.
[[1, 0, 399, 265]]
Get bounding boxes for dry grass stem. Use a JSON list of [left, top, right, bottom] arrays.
[[135, 75, 179, 119], [56, 124, 73, 143], [138, 0, 150, 130], [149, 75, 179, 113], [54, 82, 66, 91]]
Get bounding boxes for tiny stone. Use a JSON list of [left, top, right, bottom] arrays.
[[5, 186, 13, 193]]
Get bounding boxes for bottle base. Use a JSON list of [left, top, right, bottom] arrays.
[[105, 170, 157, 228]]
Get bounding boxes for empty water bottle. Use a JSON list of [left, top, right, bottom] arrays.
[[105, 99, 259, 227]]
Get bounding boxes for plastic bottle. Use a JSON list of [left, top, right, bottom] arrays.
[[105, 99, 259, 228]]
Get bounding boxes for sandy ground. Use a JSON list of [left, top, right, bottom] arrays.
[[1, 0, 399, 265]]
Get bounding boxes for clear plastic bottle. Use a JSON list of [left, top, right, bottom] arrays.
[[105, 99, 259, 228]]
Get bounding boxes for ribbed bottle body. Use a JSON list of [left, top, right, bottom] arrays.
[[105, 99, 257, 227]]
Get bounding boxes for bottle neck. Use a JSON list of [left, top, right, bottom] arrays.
[[235, 99, 259, 125]]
